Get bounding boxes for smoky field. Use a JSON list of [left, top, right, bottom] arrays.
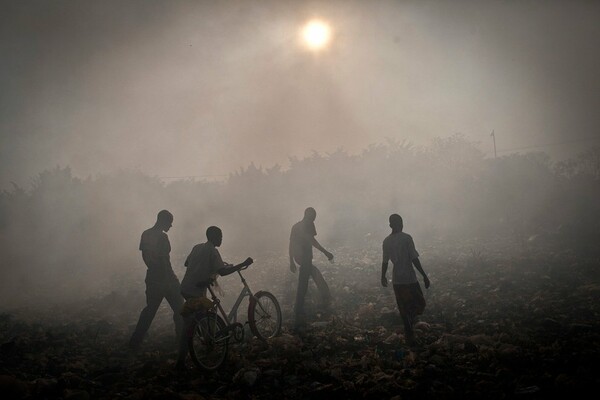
[[1, 236, 598, 400], [1, 139, 599, 399]]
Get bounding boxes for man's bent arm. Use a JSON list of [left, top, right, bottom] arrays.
[[412, 258, 430, 288], [142, 250, 169, 271], [289, 237, 297, 273], [412, 258, 426, 277], [141, 251, 152, 269], [289, 241, 296, 267], [312, 237, 333, 259]]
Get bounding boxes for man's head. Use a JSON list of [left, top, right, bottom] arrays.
[[303, 207, 317, 222], [206, 226, 223, 247], [156, 210, 173, 232], [389, 214, 403, 231]]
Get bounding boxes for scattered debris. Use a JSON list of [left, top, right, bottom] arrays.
[[0, 242, 598, 398]]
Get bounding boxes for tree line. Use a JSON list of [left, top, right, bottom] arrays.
[[1, 135, 598, 304]]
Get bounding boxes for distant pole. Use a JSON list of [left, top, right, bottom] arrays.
[[491, 130, 497, 158]]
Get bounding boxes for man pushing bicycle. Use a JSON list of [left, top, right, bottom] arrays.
[[176, 225, 253, 371]]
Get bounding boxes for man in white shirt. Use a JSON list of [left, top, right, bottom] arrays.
[[176, 226, 253, 370], [381, 214, 430, 345]]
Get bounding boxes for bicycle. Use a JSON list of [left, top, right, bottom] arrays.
[[188, 263, 282, 370]]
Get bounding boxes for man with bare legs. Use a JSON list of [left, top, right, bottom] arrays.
[[381, 214, 430, 346]]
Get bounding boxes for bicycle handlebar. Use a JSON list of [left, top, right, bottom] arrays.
[[195, 260, 253, 288]]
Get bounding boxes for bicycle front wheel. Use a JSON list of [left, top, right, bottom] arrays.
[[248, 291, 282, 340], [188, 313, 229, 370]]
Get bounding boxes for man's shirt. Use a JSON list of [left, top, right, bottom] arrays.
[[382, 232, 420, 285], [290, 219, 317, 265], [181, 242, 224, 297], [139, 227, 176, 283]]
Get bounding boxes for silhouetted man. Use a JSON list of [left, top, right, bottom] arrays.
[[381, 214, 430, 346], [129, 210, 184, 350], [176, 226, 253, 370], [290, 207, 334, 329]]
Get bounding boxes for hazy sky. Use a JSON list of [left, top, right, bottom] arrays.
[[1, 0, 599, 188]]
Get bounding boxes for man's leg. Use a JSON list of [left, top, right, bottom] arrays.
[[294, 264, 312, 327], [309, 264, 331, 309], [401, 313, 415, 344], [164, 279, 185, 341], [404, 283, 426, 342], [393, 284, 415, 343], [176, 313, 195, 369], [129, 282, 164, 349], [409, 282, 426, 319], [176, 294, 193, 369]]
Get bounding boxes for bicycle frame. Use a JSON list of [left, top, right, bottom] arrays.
[[189, 266, 281, 371], [206, 270, 255, 326]]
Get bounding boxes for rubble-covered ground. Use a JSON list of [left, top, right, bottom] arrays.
[[1, 237, 599, 399]]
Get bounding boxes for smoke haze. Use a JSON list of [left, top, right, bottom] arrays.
[[0, 0, 599, 312], [1, 0, 599, 188], [1, 5, 600, 398]]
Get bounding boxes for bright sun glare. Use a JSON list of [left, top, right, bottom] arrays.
[[301, 19, 332, 51]]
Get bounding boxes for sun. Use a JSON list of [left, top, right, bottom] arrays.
[[301, 19, 332, 51]]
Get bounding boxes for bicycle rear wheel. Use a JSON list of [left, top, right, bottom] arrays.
[[188, 313, 229, 370], [248, 291, 282, 340]]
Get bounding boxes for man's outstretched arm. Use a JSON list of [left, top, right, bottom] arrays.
[[218, 257, 253, 276]]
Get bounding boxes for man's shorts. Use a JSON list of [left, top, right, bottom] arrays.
[[393, 282, 426, 317], [180, 296, 213, 316]]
